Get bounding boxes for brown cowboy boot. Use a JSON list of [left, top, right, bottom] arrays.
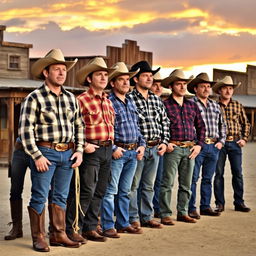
[[27, 206, 50, 252], [5, 199, 23, 240], [48, 203, 80, 248]]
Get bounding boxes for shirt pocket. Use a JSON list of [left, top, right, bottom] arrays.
[[86, 110, 103, 125], [40, 107, 57, 125]]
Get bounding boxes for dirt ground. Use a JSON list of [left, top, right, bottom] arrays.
[[0, 143, 256, 256]]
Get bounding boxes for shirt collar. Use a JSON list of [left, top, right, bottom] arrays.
[[42, 83, 67, 97], [87, 87, 108, 100]]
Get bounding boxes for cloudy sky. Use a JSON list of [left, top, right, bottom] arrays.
[[1, 0, 256, 76]]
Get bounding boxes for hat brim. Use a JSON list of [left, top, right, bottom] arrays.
[[31, 57, 77, 80], [187, 78, 216, 94], [76, 64, 116, 86], [130, 67, 160, 86], [212, 82, 241, 94], [162, 76, 192, 88]]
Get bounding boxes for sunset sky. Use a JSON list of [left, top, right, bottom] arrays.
[[1, 0, 256, 77]]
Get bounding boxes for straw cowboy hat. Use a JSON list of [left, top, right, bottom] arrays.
[[31, 48, 77, 80], [212, 76, 241, 94], [153, 71, 165, 82], [108, 62, 140, 82], [129, 61, 160, 86], [187, 73, 215, 94], [162, 69, 192, 88], [76, 57, 116, 86]]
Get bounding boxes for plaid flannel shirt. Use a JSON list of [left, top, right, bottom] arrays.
[[218, 98, 250, 141], [128, 88, 170, 145], [19, 84, 85, 160], [192, 96, 226, 144], [78, 87, 115, 141]]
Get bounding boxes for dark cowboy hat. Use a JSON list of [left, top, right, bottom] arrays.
[[187, 73, 216, 94], [129, 61, 160, 86]]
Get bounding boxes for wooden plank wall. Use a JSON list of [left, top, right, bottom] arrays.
[[0, 46, 30, 79]]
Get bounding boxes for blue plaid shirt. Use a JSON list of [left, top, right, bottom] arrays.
[[109, 92, 146, 151], [192, 96, 226, 145]]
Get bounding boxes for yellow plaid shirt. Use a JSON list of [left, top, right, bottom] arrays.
[[219, 98, 250, 141]]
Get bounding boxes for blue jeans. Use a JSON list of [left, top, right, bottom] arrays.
[[10, 148, 30, 201], [153, 156, 164, 214], [160, 147, 195, 217], [214, 141, 244, 206], [129, 146, 159, 223], [189, 144, 220, 211], [29, 146, 74, 214], [101, 150, 137, 231]]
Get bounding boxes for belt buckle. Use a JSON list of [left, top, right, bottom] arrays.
[[55, 143, 68, 152], [205, 138, 211, 144]]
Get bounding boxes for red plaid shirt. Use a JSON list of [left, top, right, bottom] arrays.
[[77, 87, 115, 141]]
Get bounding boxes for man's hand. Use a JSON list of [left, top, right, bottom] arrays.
[[112, 147, 126, 159], [84, 143, 99, 153], [35, 156, 51, 172], [215, 142, 223, 150], [166, 143, 177, 153], [189, 145, 201, 159], [136, 146, 145, 160], [237, 139, 246, 148], [157, 143, 167, 156], [71, 152, 83, 168]]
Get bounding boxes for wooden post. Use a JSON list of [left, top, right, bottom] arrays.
[[8, 98, 14, 165]]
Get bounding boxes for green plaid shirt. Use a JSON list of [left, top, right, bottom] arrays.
[[218, 98, 250, 141]]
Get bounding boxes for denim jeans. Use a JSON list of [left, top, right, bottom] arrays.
[[160, 147, 195, 217], [66, 145, 112, 234], [9, 148, 30, 201], [189, 144, 220, 212], [129, 145, 159, 223], [214, 141, 244, 206], [153, 155, 164, 214], [101, 150, 137, 231], [29, 146, 74, 214]]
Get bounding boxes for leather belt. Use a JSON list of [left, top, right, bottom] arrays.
[[204, 138, 217, 144], [170, 140, 195, 148], [147, 139, 160, 147], [14, 141, 24, 150], [115, 142, 137, 150], [36, 141, 74, 152], [226, 135, 240, 142], [87, 139, 112, 147]]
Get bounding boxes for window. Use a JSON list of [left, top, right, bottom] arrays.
[[8, 54, 21, 70]]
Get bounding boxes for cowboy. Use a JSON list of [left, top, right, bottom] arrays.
[[159, 69, 206, 225], [128, 61, 170, 229], [213, 76, 251, 213], [187, 73, 226, 219], [65, 57, 115, 243], [150, 71, 165, 218], [150, 71, 164, 97], [19, 49, 84, 252], [100, 62, 146, 238]]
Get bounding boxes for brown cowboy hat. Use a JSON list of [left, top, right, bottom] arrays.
[[162, 69, 192, 88], [187, 73, 215, 94], [212, 76, 241, 94], [31, 48, 77, 80], [76, 57, 116, 86], [107, 62, 139, 89]]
